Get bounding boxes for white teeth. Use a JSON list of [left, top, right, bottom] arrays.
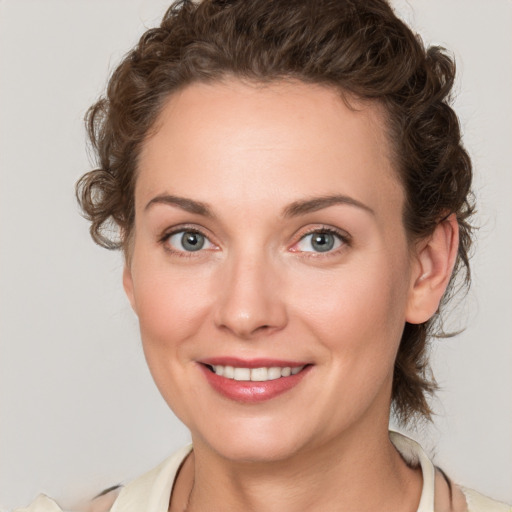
[[250, 367, 268, 381], [281, 367, 291, 377], [209, 364, 305, 381], [233, 367, 251, 381], [267, 367, 282, 380]]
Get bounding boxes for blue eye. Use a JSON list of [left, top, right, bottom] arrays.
[[296, 231, 344, 253], [166, 230, 214, 252]]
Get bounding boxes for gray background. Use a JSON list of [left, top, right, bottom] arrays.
[[1, 0, 511, 509]]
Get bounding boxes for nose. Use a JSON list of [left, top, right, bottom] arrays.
[[214, 251, 288, 340]]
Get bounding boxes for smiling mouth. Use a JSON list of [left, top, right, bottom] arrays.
[[200, 361, 312, 402], [204, 364, 306, 382]]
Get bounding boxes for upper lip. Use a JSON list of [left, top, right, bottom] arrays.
[[200, 357, 310, 368]]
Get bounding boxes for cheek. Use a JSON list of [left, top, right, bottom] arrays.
[[289, 259, 410, 425], [130, 256, 214, 353], [129, 258, 216, 418], [291, 255, 410, 365]]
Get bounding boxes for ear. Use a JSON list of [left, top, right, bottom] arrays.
[[405, 214, 459, 324], [123, 263, 138, 314]]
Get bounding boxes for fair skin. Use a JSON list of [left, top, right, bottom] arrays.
[[123, 79, 459, 512]]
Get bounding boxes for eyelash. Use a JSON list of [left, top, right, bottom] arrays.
[[291, 226, 351, 257], [159, 225, 217, 258], [158, 225, 351, 257]]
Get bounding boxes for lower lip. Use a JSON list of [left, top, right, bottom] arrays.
[[199, 364, 311, 403]]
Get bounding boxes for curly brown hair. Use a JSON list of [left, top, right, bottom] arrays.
[[77, 0, 474, 424]]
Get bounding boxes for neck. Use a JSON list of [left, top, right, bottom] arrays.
[[174, 421, 422, 512]]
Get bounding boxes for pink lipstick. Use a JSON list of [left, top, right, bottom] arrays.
[[198, 358, 311, 403]]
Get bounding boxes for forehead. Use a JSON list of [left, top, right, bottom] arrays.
[[136, 79, 403, 218]]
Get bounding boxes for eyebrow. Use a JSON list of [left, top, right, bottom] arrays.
[[144, 193, 374, 219], [282, 194, 375, 217], [144, 194, 214, 217]]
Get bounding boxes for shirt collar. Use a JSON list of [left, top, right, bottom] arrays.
[[113, 432, 435, 512]]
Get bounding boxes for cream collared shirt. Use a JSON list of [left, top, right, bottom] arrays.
[[14, 432, 511, 512]]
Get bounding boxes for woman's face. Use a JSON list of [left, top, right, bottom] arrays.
[[124, 80, 419, 462]]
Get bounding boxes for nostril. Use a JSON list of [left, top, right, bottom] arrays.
[[254, 324, 271, 334]]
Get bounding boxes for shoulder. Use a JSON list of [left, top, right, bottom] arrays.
[[11, 495, 63, 512], [110, 444, 192, 512], [390, 431, 510, 512], [434, 470, 511, 512], [75, 487, 122, 512], [10, 488, 122, 512], [10, 446, 192, 512], [460, 487, 512, 512]]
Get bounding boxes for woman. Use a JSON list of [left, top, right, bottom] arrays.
[[15, 0, 510, 511]]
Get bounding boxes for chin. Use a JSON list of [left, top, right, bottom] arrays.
[[191, 415, 312, 463], [212, 437, 305, 464]]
